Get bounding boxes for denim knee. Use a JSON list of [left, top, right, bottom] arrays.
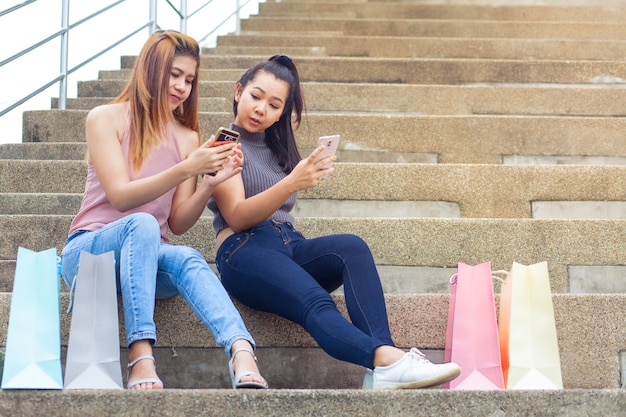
[[161, 244, 207, 273], [125, 212, 161, 239], [176, 245, 204, 261], [334, 234, 373, 260], [345, 234, 370, 250]]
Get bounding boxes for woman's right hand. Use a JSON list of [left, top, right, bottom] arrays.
[[286, 146, 336, 192], [186, 135, 238, 176]]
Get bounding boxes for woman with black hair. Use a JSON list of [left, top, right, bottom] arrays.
[[208, 55, 461, 390]]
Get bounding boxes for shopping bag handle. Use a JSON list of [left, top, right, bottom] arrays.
[[491, 270, 510, 283], [66, 273, 78, 314], [449, 270, 510, 285]]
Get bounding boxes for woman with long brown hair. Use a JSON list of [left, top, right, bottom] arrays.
[[60, 30, 267, 390]]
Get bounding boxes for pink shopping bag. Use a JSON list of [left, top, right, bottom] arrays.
[[443, 261, 505, 390]]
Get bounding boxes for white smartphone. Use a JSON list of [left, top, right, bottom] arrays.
[[315, 134, 340, 170]]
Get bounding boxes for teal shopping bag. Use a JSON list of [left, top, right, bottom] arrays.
[[0, 350, 4, 384], [1, 247, 63, 389]]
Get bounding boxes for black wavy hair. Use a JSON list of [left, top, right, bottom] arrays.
[[233, 55, 304, 174]]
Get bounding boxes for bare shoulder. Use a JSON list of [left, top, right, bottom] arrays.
[[86, 102, 127, 134], [172, 123, 201, 158]]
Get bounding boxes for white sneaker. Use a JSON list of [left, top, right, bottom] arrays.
[[362, 368, 374, 389], [363, 348, 461, 390]]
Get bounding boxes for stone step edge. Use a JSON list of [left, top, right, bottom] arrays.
[[92, 72, 626, 87], [2, 162, 626, 218], [1, 293, 625, 389], [115, 55, 626, 85], [0, 389, 624, 417], [1, 216, 625, 293], [19, 112, 626, 165], [208, 35, 626, 61], [239, 16, 626, 34], [257, 2, 626, 22]]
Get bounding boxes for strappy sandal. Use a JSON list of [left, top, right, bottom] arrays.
[[228, 348, 269, 389], [126, 354, 164, 389]]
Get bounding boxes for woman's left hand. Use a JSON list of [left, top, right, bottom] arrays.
[[200, 145, 244, 187]]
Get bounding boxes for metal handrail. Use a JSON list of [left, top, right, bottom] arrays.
[[0, 0, 262, 124], [0, 0, 37, 17]]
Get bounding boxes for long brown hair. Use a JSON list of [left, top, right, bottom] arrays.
[[115, 30, 201, 170]]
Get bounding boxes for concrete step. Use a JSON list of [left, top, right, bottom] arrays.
[[4, 191, 626, 222], [207, 45, 329, 58], [1, 215, 624, 294], [20, 111, 626, 164], [211, 34, 626, 60], [0, 160, 86, 193], [1, 292, 625, 389], [71, 76, 626, 117], [0, 193, 82, 215], [2, 252, 625, 296], [3, 160, 626, 217], [52, 96, 231, 112], [3, 0, 626, 413], [95, 68, 244, 81], [0, 389, 624, 416], [55, 96, 230, 113], [0, 142, 86, 160], [0, 142, 434, 164], [0, 254, 456, 295], [0, 191, 453, 219], [258, 1, 626, 23], [240, 17, 626, 40], [118, 55, 626, 84]]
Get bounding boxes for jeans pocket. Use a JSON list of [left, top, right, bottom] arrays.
[[220, 233, 250, 265]]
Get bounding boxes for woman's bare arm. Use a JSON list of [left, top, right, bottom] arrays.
[[213, 146, 334, 232], [87, 103, 235, 212]]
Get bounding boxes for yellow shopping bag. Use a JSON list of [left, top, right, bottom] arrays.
[[498, 261, 563, 389]]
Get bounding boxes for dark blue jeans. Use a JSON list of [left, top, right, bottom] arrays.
[[216, 220, 395, 368]]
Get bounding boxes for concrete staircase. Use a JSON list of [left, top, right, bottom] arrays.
[[2, 0, 626, 415]]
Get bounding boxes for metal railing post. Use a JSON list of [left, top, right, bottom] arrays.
[[180, 0, 188, 34], [236, 0, 241, 34], [149, 0, 158, 34], [58, 0, 70, 110]]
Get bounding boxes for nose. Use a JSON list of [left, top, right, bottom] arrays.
[[173, 78, 186, 92], [254, 102, 265, 115]]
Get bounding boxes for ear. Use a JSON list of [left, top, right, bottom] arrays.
[[234, 83, 243, 102]]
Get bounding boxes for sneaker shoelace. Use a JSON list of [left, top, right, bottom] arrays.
[[407, 348, 432, 365]]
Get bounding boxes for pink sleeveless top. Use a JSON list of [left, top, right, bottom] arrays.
[[69, 114, 183, 242]]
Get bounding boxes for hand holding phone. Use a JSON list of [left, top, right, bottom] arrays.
[[314, 134, 340, 170], [213, 127, 240, 146], [208, 127, 240, 176]]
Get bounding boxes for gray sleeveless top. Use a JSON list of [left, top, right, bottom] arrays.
[[207, 124, 297, 235]]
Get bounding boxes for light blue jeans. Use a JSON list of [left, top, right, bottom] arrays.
[[61, 212, 255, 354]]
